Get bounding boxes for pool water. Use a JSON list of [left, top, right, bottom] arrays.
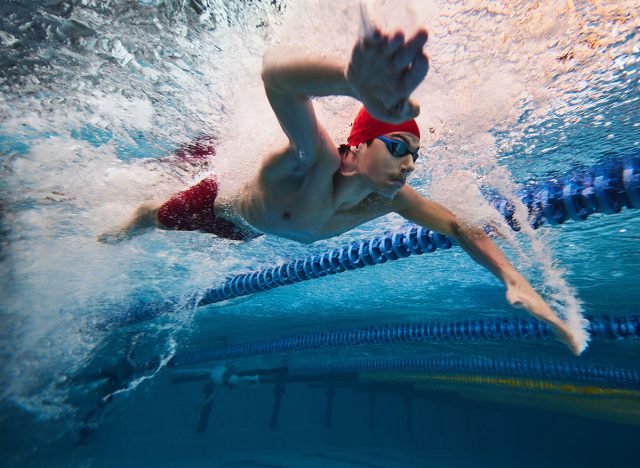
[[1, 1, 639, 466]]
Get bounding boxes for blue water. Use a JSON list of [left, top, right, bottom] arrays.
[[1, 1, 639, 466]]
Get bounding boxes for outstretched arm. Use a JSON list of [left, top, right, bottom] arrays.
[[393, 186, 584, 355]]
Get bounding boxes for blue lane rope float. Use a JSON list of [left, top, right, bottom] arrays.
[[198, 154, 640, 306], [287, 357, 640, 389], [168, 315, 639, 367], [107, 154, 639, 327]]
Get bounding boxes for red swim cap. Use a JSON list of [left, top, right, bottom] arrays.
[[347, 107, 420, 147]]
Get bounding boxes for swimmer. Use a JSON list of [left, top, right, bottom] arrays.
[[99, 27, 583, 355]]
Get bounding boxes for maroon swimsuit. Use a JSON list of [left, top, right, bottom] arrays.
[[156, 138, 256, 241]]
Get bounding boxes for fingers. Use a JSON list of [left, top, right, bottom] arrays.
[[360, 27, 428, 68], [351, 27, 429, 123], [384, 31, 404, 57], [392, 29, 428, 70], [362, 26, 384, 46], [399, 52, 429, 96], [376, 98, 420, 124], [406, 98, 420, 119]]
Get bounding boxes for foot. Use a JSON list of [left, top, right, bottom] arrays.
[[505, 276, 585, 356], [159, 136, 215, 169], [96, 226, 134, 243]]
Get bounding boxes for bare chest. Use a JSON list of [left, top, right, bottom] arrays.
[[243, 168, 387, 243], [259, 170, 340, 239]]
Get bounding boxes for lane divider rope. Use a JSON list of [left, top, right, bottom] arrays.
[[168, 314, 639, 367], [111, 154, 639, 326]]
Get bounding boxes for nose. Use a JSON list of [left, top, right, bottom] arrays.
[[400, 156, 415, 175]]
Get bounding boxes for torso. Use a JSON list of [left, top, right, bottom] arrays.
[[233, 145, 393, 243]]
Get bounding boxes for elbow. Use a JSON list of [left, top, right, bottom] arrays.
[[449, 219, 486, 243], [261, 48, 280, 87], [261, 47, 292, 88], [261, 54, 275, 88], [448, 219, 463, 240]]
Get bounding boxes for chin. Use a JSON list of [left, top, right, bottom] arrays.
[[378, 187, 401, 199]]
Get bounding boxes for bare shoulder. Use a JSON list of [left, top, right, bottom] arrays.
[[259, 124, 339, 183], [390, 185, 424, 213], [355, 193, 397, 217], [391, 186, 459, 236], [351, 187, 423, 217], [391, 185, 453, 218], [315, 125, 341, 164]]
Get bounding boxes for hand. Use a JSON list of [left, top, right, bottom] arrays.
[[505, 275, 587, 356], [346, 27, 429, 123]]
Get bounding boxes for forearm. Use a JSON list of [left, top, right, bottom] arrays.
[[262, 47, 357, 99], [396, 192, 517, 284], [451, 224, 521, 288], [396, 192, 583, 354]]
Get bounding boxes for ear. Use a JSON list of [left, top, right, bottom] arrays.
[[339, 147, 359, 176], [350, 143, 367, 158]]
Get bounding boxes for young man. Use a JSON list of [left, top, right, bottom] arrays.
[[100, 28, 583, 355]]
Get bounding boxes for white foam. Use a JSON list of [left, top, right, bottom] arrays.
[[3, 0, 637, 417]]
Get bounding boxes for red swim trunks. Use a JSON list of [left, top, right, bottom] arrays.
[[157, 138, 257, 241], [157, 177, 253, 241]]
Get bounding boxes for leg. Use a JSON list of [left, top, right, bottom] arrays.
[[158, 136, 216, 176], [156, 177, 252, 241], [97, 201, 164, 243], [99, 177, 252, 243], [99, 136, 216, 244]]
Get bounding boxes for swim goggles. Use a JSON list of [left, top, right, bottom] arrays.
[[376, 136, 420, 162]]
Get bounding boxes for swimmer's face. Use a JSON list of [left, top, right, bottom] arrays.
[[359, 131, 419, 198]]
